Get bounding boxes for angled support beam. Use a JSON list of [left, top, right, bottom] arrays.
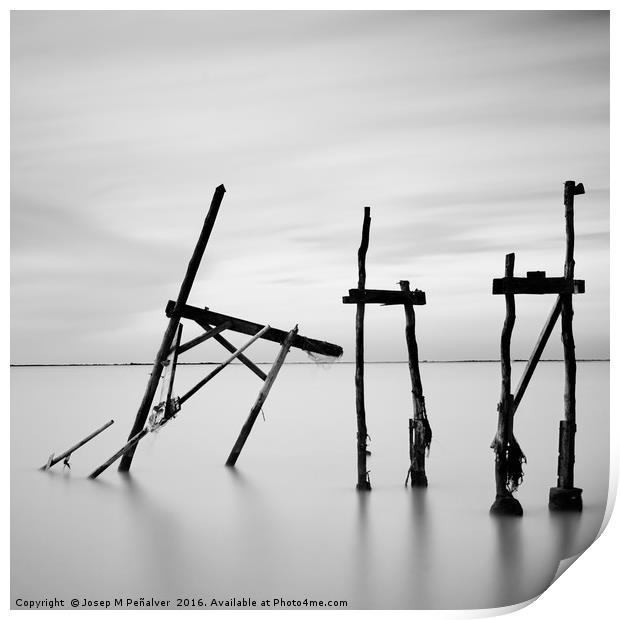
[[42, 419, 114, 470], [512, 296, 562, 414], [90, 428, 149, 479], [211, 332, 267, 381], [179, 325, 270, 405], [119, 184, 226, 472], [172, 321, 231, 356], [225, 326, 298, 466], [171, 301, 343, 358]]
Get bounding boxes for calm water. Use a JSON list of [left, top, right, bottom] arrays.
[[11, 362, 609, 610]]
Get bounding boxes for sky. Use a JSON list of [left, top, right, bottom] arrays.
[[10, 10, 609, 364]]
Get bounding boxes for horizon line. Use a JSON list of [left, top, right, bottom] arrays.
[[9, 358, 610, 368]]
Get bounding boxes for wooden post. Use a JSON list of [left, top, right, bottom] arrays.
[[355, 207, 371, 491], [550, 180, 584, 511], [118, 184, 226, 471], [41, 419, 114, 470], [400, 280, 431, 487], [163, 323, 183, 420], [225, 326, 298, 466], [490, 253, 523, 516]]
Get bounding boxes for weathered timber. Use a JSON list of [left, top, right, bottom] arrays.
[[513, 296, 562, 414], [400, 280, 431, 487], [42, 419, 115, 470], [163, 323, 183, 420], [491, 253, 523, 516], [119, 184, 226, 471], [342, 288, 426, 306], [172, 321, 231, 356], [550, 180, 584, 511], [492, 277, 584, 295], [89, 428, 149, 479], [179, 325, 270, 404], [172, 302, 343, 358], [210, 331, 267, 381], [225, 326, 298, 466], [354, 207, 371, 490]]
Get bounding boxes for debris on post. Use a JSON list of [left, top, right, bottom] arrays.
[[343, 207, 431, 490], [490, 253, 524, 516], [400, 280, 432, 487], [41, 419, 114, 471], [490, 180, 586, 514], [226, 325, 298, 466]]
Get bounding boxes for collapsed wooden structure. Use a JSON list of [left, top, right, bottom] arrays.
[[86, 185, 342, 478], [343, 207, 432, 491], [490, 180, 586, 515]]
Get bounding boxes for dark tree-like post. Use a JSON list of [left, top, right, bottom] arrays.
[[119, 184, 226, 471], [400, 280, 431, 487], [355, 207, 372, 491], [490, 253, 524, 516], [549, 180, 585, 511]]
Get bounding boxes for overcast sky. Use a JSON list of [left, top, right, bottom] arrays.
[[11, 11, 609, 364]]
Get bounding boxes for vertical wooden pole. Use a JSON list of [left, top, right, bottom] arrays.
[[550, 180, 584, 511], [119, 184, 226, 471], [355, 207, 371, 491], [490, 253, 523, 515], [163, 323, 183, 420], [400, 280, 431, 487], [225, 326, 298, 466]]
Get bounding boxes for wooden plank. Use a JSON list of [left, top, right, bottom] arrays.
[[513, 296, 562, 414], [41, 420, 115, 470], [342, 288, 426, 306], [119, 184, 226, 472], [173, 302, 343, 358], [225, 326, 298, 466], [492, 277, 585, 295], [172, 321, 231, 355], [179, 325, 270, 404]]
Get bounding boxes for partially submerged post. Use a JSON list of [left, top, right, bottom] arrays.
[[490, 180, 585, 513], [88, 184, 342, 478], [490, 253, 524, 516], [119, 184, 226, 472], [353, 207, 371, 491], [226, 325, 298, 466], [42, 419, 114, 470], [400, 280, 432, 487], [343, 208, 430, 490], [550, 180, 585, 511]]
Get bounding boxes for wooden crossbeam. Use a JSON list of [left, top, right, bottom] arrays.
[[492, 276, 584, 295], [209, 331, 267, 381], [342, 288, 426, 306], [172, 321, 231, 355], [169, 301, 343, 358], [513, 296, 562, 415]]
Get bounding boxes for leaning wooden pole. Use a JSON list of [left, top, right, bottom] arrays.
[[400, 280, 431, 487], [118, 184, 226, 471], [41, 419, 114, 470], [490, 253, 524, 516], [226, 326, 298, 466], [355, 207, 372, 491], [550, 180, 584, 511]]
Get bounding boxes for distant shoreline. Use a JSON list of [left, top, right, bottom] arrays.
[[9, 359, 610, 367]]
